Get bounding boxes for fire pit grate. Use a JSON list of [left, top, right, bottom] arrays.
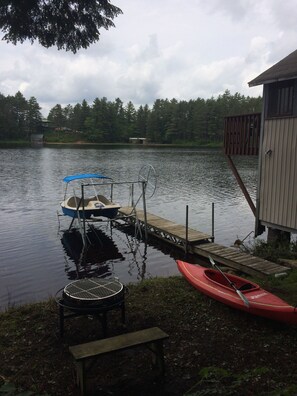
[[63, 278, 123, 302], [56, 277, 126, 338]]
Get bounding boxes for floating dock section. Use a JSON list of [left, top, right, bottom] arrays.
[[118, 207, 289, 278]]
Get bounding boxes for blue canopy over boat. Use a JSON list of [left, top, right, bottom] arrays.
[[63, 173, 111, 183]]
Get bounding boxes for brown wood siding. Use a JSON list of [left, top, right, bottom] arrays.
[[259, 117, 297, 230], [224, 113, 261, 155]]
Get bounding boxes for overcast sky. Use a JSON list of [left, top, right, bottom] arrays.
[[1, 0, 296, 116]]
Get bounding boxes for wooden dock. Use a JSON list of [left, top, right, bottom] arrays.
[[192, 243, 288, 278], [118, 207, 213, 247], [118, 207, 289, 278]]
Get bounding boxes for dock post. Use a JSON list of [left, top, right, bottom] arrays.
[[81, 185, 86, 245], [185, 205, 189, 255], [212, 202, 215, 241], [142, 181, 148, 242], [131, 184, 134, 207]]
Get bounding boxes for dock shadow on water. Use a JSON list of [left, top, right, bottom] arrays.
[[61, 226, 124, 280], [59, 223, 150, 282], [59, 221, 187, 285]]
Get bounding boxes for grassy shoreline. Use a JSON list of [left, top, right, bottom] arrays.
[[1, 272, 297, 396]]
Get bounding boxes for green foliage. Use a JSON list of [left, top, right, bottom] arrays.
[[0, 92, 42, 141], [0, 90, 262, 144], [268, 385, 297, 396], [250, 240, 297, 263], [186, 366, 270, 395], [47, 90, 261, 144], [43, 131, 79, 143], [242, 239, 297, 304], [0, 1, 122, 53], [0, 380, 48, 395]]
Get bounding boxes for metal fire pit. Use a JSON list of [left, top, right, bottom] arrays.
[[56, 277, 125, 337]]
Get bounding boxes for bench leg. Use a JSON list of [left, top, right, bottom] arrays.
[[150, 341, 165, 376], [75, 361, 87, 396], [95, 312, 108, 337], [121, 301, 126, 325]]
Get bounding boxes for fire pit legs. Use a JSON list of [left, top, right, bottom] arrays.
[[58, 299, 125, 338], [56, 277, 126, 339]]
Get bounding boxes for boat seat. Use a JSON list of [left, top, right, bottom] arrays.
[[67, 196, 82, 208], [238, 283, 254, 291], [95, 195, 112, 205], [67, 196, 91, 208]]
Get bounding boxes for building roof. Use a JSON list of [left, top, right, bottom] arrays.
[[248, 49, 297, 87]]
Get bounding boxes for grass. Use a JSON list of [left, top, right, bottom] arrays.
[[1, 271, 297, 396], [249, 240, 297, 263], [240, 239, 297, 303]]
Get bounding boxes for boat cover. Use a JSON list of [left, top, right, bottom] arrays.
[[63, 173, 111, 183]]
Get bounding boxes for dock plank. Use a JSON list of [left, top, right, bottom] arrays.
[[118, 207, 212, 245], [117, 207, 289, 278]]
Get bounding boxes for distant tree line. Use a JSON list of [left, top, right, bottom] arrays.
[[0, 90, 262, 143], [47, 90, 262, 144], [0, 91, 42, 140]]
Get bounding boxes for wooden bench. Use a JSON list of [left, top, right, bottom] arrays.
[[69, 327, 169, 396]]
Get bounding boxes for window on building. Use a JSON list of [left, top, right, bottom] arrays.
[[267, 80, 295, 117]]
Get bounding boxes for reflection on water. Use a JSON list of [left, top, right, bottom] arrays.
[[61, 226, 123, 280], [0, 146, 261, 310]]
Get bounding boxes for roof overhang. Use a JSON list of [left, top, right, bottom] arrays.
[[248, 49, 297, 87]]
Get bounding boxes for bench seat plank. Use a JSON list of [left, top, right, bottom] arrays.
[[69, 327, 169, 395], [69, 327, 169, 361]]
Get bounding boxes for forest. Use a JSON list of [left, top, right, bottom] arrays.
[[0, 90, 262, 144]]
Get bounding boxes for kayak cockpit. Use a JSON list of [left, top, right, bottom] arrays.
[[204, 269, 259, 292]]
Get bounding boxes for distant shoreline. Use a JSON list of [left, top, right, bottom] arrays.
[[0, 140, 223, 149]]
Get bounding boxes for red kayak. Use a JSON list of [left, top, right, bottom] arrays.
[[177, 259, 297, 325]]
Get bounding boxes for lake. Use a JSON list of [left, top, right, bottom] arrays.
[[0, 145, 262, 310]]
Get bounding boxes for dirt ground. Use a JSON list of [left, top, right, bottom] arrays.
[[1, 276, 297, 396]]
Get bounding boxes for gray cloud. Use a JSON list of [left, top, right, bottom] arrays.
[[202, 0, 254, 21], [0, 0, 296, 116]]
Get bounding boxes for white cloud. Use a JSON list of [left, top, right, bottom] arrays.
[[0, 0, 296, 116]]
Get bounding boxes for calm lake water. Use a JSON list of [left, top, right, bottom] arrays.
[[0, 146, 262, 310]]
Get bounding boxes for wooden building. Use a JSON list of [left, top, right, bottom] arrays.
[[129, 137, 147, 145], [31, 133, 44, 146], [224, 49, 297, 241]]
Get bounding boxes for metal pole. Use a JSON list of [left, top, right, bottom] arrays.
[[142, 181, 148, 242], [212, 202, 215, 241], [81, 184, 86, 245], [131, 183, 134, 207], [185, 205, 189, 255]]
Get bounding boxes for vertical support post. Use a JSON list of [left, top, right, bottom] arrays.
[[121, 300, 126, 325], [142, 181, 148, 242], [76, 361, 87, 396], [69, 196, 83, 232], [68, 213, 76, 231], [150, 341, 165, 376], [102, 311, 107, 338], [110, 182, 114, 202], [212, 202, 215, 241], [81, 185, 86, 244], [131, 183, 134, 207], [185, 205, 189, 255]]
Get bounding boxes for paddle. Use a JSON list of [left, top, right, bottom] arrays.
[[208, 256, 250, 308]]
